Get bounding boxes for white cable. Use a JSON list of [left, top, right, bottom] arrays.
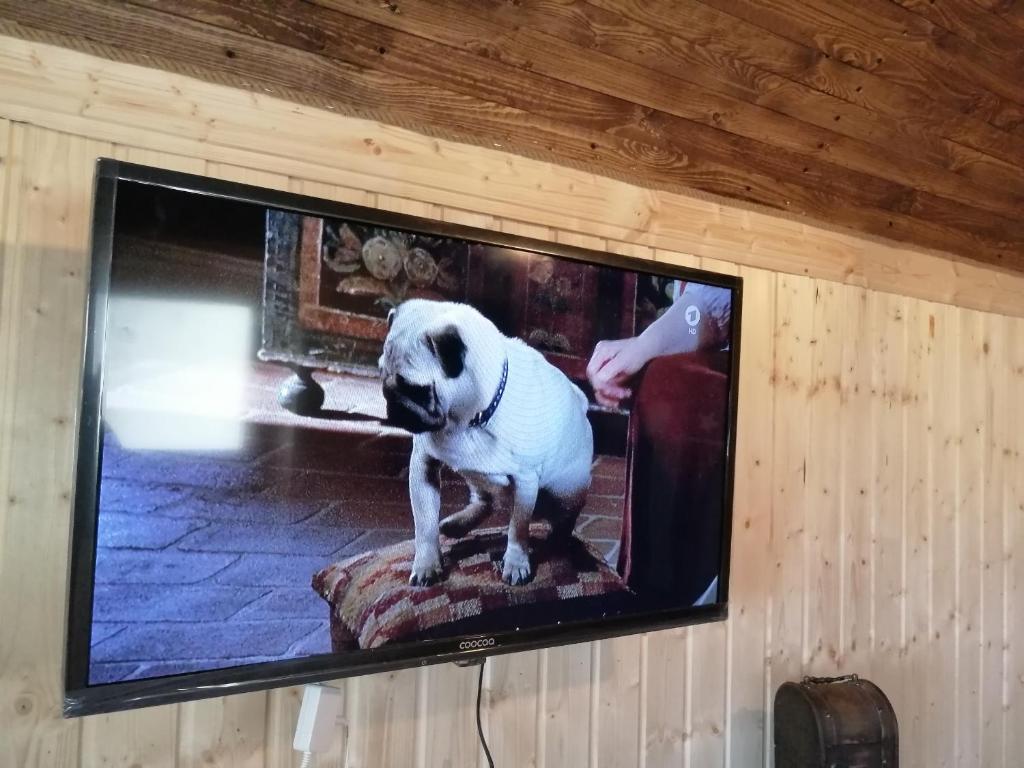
[[293, 684, 342, 764]]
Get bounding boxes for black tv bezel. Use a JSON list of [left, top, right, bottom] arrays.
[[64, 159, 743, 717]]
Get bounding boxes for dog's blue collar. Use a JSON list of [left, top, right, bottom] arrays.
[[469, 358, 508, 428]]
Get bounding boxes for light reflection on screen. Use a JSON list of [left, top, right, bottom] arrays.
[[103, 296, 252, 452]]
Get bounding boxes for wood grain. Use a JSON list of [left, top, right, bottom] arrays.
[[690, 255, 737, 768], [0, 124, 109, 768], [0, 0, 1023, 269], [901, 297, 932, 762], [1006, 316, 1024, 766], [957, 309, 985, 767], [724, 265, 775, 767], [767, 274, 814, 715], [840, 287, 876, 673], [4, 40, 1024, 319], [927, 303, 961, 767], [889, 0, 1024, 61], [1, 43, 1024, 768], [169, 0, 1024, 225], [804, 279, 844, 676], [980, 312, 1007, 767], [82, 148, 195, 768], [176, 692, 267, 768], [690, 0, 1024, 128], [642, 627, 689, 766], [575, 0, 1024, 174], [871, 291, 908, 715]]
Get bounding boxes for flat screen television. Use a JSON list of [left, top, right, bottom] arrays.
[[64, 160, 742, 716]]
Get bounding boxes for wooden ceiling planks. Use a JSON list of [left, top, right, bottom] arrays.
[[888, 0, 1024, 59], [971, 0, 1024, 34], [696, 0, 1024, 129], [578, 0, 1024, 168], [0, 0, 1021, 271]]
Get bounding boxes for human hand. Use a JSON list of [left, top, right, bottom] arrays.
[[585, 336, 653, 408]]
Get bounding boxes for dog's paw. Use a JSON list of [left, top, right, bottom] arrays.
[[501, 545, 532, 586], [409, 549, 443, 586]]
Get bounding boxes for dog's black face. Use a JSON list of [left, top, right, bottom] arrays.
[[382, 374, 447, 433], [379, 301, 471, 434]]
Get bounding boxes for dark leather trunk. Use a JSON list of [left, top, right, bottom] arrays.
[[774, 675, 898, 768]]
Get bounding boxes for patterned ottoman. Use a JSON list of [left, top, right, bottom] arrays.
[[312, 524, 632, 650]]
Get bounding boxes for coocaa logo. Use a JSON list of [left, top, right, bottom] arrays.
[[459, 637, 496, 650]]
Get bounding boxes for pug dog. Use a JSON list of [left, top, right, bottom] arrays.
[[379, 299, 594, 586]]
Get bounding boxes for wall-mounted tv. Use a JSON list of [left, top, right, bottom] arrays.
[[64, 160, 742, 716]]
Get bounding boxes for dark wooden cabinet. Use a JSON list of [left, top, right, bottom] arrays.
[[261, 211, 637, 383]]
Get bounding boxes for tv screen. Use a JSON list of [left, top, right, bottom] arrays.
[[64, 160, 741, 716]]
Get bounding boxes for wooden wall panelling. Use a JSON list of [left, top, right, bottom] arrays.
[[0, 117, 13, 521], [478, 640, 543, 768], [766, 274, 814, 724], [264, 686, 317, 768], [340, 667, 418, 768], [980, 312, 1007, 767], [593, 634, 643, 768], [925, 303, 960, 767], [1006, 316, 1024, 764], [839, 286, 876, 674], [537, 579, 596, 768], [79, 703, 178, 768], [293, 179, 375, 210], [724, 264, 775, 767], [2, 40, 1024, 768], [0, 124, 115, 768], [0, 46, 648, 254], [5, 40, 1024, 320], [957, 309, 985, 768], [641, 621, 688, 767], [803, 280, 845, 677], [871, 292, 909, 731], [901, 297, 931, 762], [111, 145, 206, 175], [872, 296, 905, 655], [175, 694, 268, 768]]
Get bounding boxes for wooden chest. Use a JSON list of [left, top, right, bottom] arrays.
[[774, 675, 898, 768]]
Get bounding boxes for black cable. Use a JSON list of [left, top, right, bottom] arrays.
[[477, 659, 495, 768]]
